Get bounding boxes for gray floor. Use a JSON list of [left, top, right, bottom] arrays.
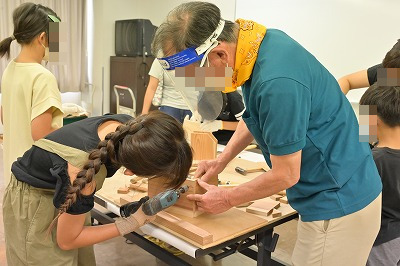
[[0, 144, 297, 265]]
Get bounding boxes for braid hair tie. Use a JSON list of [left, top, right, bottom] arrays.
[[10, 35, 16, 41]]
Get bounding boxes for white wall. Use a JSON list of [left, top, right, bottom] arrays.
[[91, 0, 236, 115], [235, 0, 399, 105]]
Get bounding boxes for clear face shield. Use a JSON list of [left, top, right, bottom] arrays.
[[157, 20, 233, 121]]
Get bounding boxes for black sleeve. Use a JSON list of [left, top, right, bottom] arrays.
[[367, 64, 382, 85], [226, 91, 245, 120]]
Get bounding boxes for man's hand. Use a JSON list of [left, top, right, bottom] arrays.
[[194, 159, 227, 182], [186, 179, 232, 214]]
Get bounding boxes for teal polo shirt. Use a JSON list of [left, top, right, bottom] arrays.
[[242, 29, 382, 222]]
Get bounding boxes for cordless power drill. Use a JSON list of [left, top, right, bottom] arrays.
[[120, 185, 189, 217]]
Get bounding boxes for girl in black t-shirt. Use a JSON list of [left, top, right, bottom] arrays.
[[3, 111, 192, 265]]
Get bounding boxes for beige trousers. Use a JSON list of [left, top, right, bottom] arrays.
[[3, 175, 95, 266], [292, 194, 381, 266]]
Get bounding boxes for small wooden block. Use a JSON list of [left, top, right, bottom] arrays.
[[270, 194, 283, 201], [279, 196, 288, 204], [272, 208, 282, 218], [129, 183, 148, 192], [155, 211, 213, 245], [130, 176, 143, 184], [117, 187, 129, 194], [246, 206, 274, 216], [277, 190, 287, 196], [246, 198, 280, 216]]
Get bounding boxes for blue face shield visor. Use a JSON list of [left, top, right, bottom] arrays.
[[157, 19, 225, 70]]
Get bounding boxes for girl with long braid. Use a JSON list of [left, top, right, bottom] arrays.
[[2, 111, 192, 265]]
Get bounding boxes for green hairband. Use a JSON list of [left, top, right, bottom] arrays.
[[48, 14, 60, 22]]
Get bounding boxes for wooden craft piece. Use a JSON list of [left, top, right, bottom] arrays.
[[152, 208, 267, 248], [246, 198, 280, 216], [277, 190, 287, 196], [272, 208, 282, 218], [279, 196, 288, 204], [130, 176, 143, 184], [270, 194, 283, 201], [148, 171, 218, 218], [182, 119, 202, 144], [117, 186, 129, 194], [155, 211, 213, 245], [191, 132, 217, 161], [129, 183, 148, 192]]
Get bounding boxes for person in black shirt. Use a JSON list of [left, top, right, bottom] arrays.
[[3, 111, 192, 266], [338, 39, 400, 94], [360, 84, 400, 266]]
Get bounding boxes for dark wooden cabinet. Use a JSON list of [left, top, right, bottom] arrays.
[[110, 56, 155, 115]]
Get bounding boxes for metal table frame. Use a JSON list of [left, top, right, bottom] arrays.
[[92, 196, 298, 266]]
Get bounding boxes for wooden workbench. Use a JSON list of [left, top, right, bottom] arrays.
[[95, 157, 296, 249]]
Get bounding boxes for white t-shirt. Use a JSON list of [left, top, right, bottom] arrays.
[[149, 60, 197, 110], [1, 60, 63, 185]]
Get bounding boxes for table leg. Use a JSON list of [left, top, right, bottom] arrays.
[[256, 229, 283, 266]]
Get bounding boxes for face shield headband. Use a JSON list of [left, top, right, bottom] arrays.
[[157, 19, 225, 70]]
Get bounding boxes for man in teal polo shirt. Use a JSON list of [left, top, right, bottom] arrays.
[[152, 2, 382, 265]]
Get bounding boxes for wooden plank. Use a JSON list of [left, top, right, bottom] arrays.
[[120, 195, 136, 205], [191, 132, 217, 161], [279, 196, 288, 204], [153, 208, 268, 248], [155, 211, 213, 245]]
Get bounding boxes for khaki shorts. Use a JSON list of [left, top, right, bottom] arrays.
[[2, 175, 95, 266], [292, 193, 382, 266]]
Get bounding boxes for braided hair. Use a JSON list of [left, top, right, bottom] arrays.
[[57, 111, 193, 217]]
